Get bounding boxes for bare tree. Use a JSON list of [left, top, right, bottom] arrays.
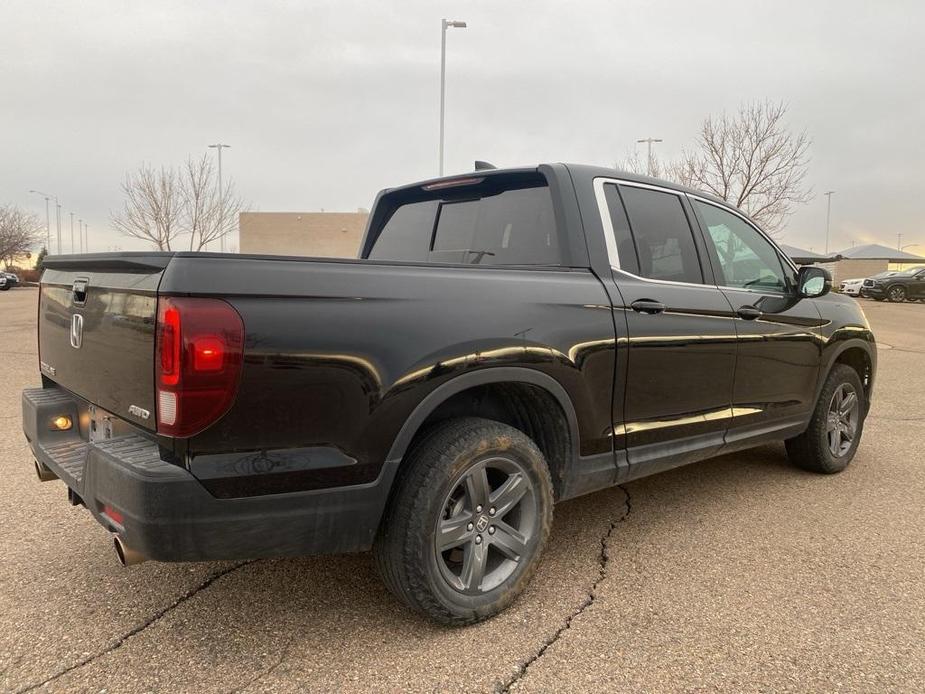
[[0, 205, 44, 268], [180, 155, 244, 251], [616, 148, 665, 179], [670, 101, 811, 235], [113, 156, 244, 252], [111, 164, 183, 250]]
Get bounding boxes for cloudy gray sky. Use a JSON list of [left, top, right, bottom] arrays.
[[2, 0, 923, 255]]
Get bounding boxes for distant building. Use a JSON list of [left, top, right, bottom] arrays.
[[778, 244, 840, 266], [239, 211, 368, 258], [829, 243, 925, 282]]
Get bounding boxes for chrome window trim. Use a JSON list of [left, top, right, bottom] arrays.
[[593, 175, 800, 295], [593, 177, 622, 270], [593, 176, 713, 289]]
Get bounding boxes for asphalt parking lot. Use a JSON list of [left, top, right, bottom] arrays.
[[1, 286, 923, 693]]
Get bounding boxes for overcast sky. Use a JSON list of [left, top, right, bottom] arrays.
[[2, 0, 923, 255]]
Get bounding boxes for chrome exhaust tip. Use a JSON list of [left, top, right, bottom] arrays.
[[34, 459, 57, 482], [113, 535, 146, 567]]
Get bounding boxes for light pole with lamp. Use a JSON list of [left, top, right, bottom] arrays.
[[439, 18, 467, 176], [208, 143, 231, 252], [28, 189, 55, 253], [824, 190, 835, 255], [636, 137, 663, 176]]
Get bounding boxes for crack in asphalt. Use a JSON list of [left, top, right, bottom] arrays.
[[881, 345, 925, 356], [497, 485, 632, 693], [15, 561, 254, 693], [225, 640, 295, 694], [868, 415, 925, 422]]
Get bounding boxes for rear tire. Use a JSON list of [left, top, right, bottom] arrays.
[[374, 417, 553, 625], [786, 364, 865, 474]]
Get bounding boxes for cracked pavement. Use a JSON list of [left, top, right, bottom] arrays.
[[1, 287, 923, 692]]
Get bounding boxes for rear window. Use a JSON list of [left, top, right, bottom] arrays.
[[366, 177, 562, 266]]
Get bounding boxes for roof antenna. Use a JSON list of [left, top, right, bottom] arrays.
[[474, 160, 497, 171]]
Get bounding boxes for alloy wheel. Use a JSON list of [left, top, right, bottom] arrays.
[[434, 456, 537, 595], [826, 383, 860, 457], [889, 286, 906, 301]]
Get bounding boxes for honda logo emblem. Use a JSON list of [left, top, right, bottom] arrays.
[[70, 314, 83, 349]]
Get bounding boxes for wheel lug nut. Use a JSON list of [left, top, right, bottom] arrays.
[[466, 522, 473, 531], [475, 505, 483, 513], [488, 526, 495, 535], [474, 535, 482, 544], [489, 507, 496, 516]]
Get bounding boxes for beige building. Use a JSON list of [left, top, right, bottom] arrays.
[[780, 242, 925, 283], [239, 211, 368, 258], [829, 259, 890, 283], [829, 243, 925, 283]]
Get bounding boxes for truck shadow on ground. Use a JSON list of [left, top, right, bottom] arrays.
[[15, 443, 819, 692]]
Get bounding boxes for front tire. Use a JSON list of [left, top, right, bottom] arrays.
[[374, 417, 553, 625], [887, 285, 907, 302], [786, 364, 865, 474]]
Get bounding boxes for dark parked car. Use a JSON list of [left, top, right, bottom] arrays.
[[22, 164, 876, 624], [860, 267, 925, 302], [0, 271, 20, 290]]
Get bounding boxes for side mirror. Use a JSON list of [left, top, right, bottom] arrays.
[[797, 266, 831, 298]]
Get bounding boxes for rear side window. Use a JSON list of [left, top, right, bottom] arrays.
[[618, 185, 703, 284], [366, 179, 562, 266]]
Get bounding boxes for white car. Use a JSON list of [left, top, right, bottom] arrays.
[[839, 278, 865, 296]]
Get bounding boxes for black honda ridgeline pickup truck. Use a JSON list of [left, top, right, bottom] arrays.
[[23, 164, 876, 624]]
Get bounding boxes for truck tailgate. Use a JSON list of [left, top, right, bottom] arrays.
[[38, 254, 172, 431]]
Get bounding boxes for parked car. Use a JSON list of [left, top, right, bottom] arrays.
[[860, 267, 925, 302], [845, 270, 903, 297], [22, 164, 876, 624], [839, 277, 867, 296], [0, 271, 20, 290]]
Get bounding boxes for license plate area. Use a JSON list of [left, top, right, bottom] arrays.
[[88, 405, 115, 443]]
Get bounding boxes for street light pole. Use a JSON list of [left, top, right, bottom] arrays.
[[70, 212, 75, 254], [53, 202, 62, 254], [824, 190, 836, 255], [208, 143, 231, 251], [636, 137, 663, 176], [29, 190, 55, 252], [439, 18, 467, 176], [78, 219, 83, 253]]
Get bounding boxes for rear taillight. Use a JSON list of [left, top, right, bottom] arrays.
[[155, 297, 244, 437]]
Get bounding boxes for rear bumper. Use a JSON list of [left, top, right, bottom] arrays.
[[22, 386, 395, 562]]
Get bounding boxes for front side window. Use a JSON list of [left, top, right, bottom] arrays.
[[695, 201, 789, 292], [618, 185, 704, 284]]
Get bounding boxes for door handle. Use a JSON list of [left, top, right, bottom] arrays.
[[736, 305, 761, 320], [630, 299, 667, 315]]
